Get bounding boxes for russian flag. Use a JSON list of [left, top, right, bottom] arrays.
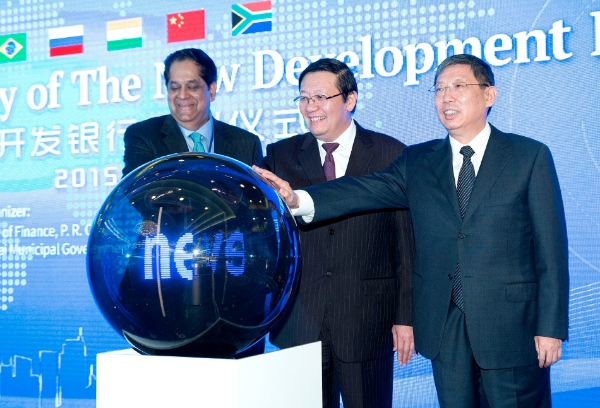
[[48, 25, 84, 57]]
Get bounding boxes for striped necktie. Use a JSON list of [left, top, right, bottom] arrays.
[[451, 145, 476, 312]]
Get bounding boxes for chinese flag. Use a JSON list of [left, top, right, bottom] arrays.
[[167, 10, 205, 43]]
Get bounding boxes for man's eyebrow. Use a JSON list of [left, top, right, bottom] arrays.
[[169, 79, 201, 84]]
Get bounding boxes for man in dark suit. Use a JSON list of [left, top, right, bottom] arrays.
[[263, 59, 416, 408], [122, 47, 263, 176], [122, 48, 264, 357], [255, 54, 569, 407]]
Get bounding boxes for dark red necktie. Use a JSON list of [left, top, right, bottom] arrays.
[[322, 143, 339, 181]]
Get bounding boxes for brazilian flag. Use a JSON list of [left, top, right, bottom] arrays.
[[0, 33, 26, 64]]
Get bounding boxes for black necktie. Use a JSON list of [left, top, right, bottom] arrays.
[[452, 145, 476, 312], [322, 143, 339, 181]]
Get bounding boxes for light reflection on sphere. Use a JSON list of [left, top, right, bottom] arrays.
[[87, 153, 300, 358]]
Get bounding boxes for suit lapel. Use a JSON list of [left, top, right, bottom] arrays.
[[345, 123, 373, 177], [213, 119, 235, 156], [426, 138, 462, 220], [298, 135, 327, 185], [462, 125, 512, 223], [161, 115, 188, 153]]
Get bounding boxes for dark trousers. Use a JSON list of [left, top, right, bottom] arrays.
[[431, 303, 552, 408], [319, 310, 393, 408]]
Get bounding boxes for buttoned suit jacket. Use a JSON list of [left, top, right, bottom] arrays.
[[265, 122, 415, 363], [122, 114, 263, 176], [305, 124, 569, 369]]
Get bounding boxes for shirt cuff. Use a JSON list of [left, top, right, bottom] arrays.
[[290, 190, 315, 223]]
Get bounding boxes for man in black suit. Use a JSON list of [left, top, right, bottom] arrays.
[[122, 48, 263, 176], [263, 59, 415, 408], [256, 54, 569, 407], [122, 48, 264, 357]]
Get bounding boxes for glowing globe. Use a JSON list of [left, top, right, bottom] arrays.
[[87, 153, 300, 358]]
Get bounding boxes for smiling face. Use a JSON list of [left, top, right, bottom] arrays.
[[167, 59, 216, 131], [299, 71, 357, 142], [434, 64, 497, 144]]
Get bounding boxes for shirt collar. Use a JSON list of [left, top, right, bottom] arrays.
[[449, 122, 491, 158], [316, 120, 356, 151], [179, 115, 214, 139]]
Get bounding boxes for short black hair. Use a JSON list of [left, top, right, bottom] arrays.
[[434, 53, 495, 87], [298, 58, 358, 113], [163, 48, 217, 87], [434, 54, 495, 115]]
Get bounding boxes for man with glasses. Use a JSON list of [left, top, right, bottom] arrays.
[[263, 58, 416, 408], [256, 54, 568, 407]]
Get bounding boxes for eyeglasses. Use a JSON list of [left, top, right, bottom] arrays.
[[428, 82, 489, 94], [293, 93, 343, 106]]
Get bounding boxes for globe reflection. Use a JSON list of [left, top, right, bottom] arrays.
[[87, 153, 300, 358]]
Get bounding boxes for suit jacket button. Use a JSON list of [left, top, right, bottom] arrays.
[[326, 271, 333, 277], [458, 233, 466, 239], [448, 274, 453, 280], [328, 228, 335, 235]]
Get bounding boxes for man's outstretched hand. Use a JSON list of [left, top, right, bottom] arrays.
[[253, 166, 300, 209]]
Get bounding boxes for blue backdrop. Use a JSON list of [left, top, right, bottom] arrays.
[[1, 0, 599, 406]]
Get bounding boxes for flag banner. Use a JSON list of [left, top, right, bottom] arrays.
[[0, 33, 26, 63], [167, 10, 205, 43], [48, 25, 83, 57], [107, 18, 142, 51], [232, 0, 272, 36]]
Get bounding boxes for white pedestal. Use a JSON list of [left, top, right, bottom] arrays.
[[96, 342, 322, 408]]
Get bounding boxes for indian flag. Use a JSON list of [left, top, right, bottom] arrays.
[[106, 18, 142, 51]]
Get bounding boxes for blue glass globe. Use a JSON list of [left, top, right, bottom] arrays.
[[87, 153, 300, 358]]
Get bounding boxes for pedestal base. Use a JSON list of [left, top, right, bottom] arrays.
[[96, 342, 322, 407]]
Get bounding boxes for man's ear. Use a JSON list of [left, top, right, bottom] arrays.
[[485, 85, 497, 108], [346, 91, 358, 112], [209, 82, 217, 101]]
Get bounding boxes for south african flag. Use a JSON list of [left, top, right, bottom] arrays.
[[232, 0, 272, 36]]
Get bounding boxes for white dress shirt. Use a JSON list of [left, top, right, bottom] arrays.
[[294, 120, 356, 220], [316, 120, 357, 178], [448, 122, 491, 185]]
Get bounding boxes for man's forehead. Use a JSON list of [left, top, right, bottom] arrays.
[[436, 64, 474, 82], [299, 85, 331, 93], [300, 71, 338, 84]]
